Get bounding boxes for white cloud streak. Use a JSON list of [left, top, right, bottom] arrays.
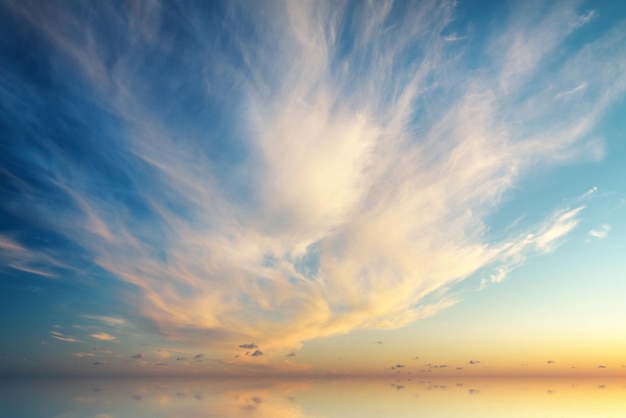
[[589, 224, 611, 240], [90, 332, 116, 342], [2, 0, 624, 354], [0, 235, 61, 278], [50, 331, 81, 343], [84, 315, 127, 327], [481, 205, 585, 288]]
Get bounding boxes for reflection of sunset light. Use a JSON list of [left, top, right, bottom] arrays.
[[2, 377, 626, 417]]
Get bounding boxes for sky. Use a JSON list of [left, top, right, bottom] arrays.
[[0, 0, 625, 378]]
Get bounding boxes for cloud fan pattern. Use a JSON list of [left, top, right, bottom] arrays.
[[1, 0, 624, 353]]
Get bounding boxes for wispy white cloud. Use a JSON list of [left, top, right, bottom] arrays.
[[73, 352, 96, 358], [84, 315, 127, 327], [481, 204, 585, 288], [1, 0, 623, 357], [571, 10, 597, 28], [555, 81, 588, 101], [91, 348, 116, 357], [50, 331, 81, 343], [0, 235, 60, 278], [443, 33, 466, 42], [90, 332, 116, 342], [579, 186, 598, 201], [588, 224, 611, 240]]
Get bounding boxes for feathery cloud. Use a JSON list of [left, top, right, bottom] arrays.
[[588, 224, 610, 240], [90, 332, 116, 341], [84, 315, 127, 327], [0, 0, 622, 356], [0, 235, 61, 278], [50, 331, 81, 343], [73, 352, 96, 358]]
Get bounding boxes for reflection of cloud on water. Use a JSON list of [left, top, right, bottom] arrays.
[[3, 377, 626, 416], [240, 396, 263, 410]]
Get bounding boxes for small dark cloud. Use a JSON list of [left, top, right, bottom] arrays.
[[598, 365, 606, 368], [239, 343, 258, 349], [456, 367, 463, 370], [131, 353, 143, 359], [438, 364, 447, 368], [413, 356, 419, 360], [377, 341, 383, 344], [286, 352, 296, 357], [252, 396, 262, 404], [547, 360, 555, 364], [193, 353, 204, 359], [251, 349, 263, 357], [93, 361, 106, 366], [468, 389, 480, 395], [176, 357, 186, 361], [396, 364, 405, 368], [396, 385, 405, 390], [469, 360, 480, 365], [240, 405, 256, 411], [234, 354, 240, 358]]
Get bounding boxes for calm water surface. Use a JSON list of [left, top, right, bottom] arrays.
[[1, 377, 625, 417]]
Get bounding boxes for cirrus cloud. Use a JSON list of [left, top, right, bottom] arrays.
[[90, 332, 116, 342], [1, 0, 623, 356]]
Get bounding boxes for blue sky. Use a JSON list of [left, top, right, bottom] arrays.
[[1, 0, 625, 377]]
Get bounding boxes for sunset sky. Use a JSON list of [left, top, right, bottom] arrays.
[[1, 0, 625, 378]]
